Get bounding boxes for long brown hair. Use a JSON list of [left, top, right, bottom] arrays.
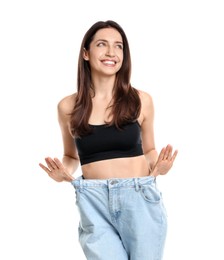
[[70, 20, 141, 137]]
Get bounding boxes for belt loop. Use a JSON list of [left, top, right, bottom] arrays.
[[134, 178, 140, 192]]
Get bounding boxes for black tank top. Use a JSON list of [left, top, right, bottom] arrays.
[[75, 121, 143, 165]]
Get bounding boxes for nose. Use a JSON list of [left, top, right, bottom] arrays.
[[106, 45, 115, 57]]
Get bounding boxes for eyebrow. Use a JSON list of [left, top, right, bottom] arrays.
[[95, 39, 123, 45]]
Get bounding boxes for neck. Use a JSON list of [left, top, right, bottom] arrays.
[[91, 74, 115, 97]]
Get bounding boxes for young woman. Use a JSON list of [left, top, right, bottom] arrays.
[[39, 20, 178, 260]]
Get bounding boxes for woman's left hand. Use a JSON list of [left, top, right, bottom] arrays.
[[150, 144, 178, 177]]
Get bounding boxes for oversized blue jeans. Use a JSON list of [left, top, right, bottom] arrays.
[[71, 176, 167, 260]]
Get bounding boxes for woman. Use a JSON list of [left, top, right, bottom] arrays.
[[39, 20, 178, 260]]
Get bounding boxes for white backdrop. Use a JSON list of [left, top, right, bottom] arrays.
[[0, 0, 223, 259]]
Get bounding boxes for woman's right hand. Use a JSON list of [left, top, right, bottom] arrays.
[[39, 157, 75, 182]]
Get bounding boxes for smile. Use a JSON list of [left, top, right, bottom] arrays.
[[101, 60, 117, 65]]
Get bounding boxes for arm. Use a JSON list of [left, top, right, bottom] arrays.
[[139, 90, 178, 177], [57, 94, 80, 175], [39, 94, 80, 182], [140, 91, 158, 172]]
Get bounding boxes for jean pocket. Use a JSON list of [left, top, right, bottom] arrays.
[[140, 185, 161, 203]]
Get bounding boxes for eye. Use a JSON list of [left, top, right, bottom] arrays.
[[97, 42, 106, 47], [116, 44, 123, 49]]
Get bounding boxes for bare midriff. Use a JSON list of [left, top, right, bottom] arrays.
[[81, 155, 149, 179]]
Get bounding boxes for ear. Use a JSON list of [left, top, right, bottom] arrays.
[[83, 48, 89, 61]]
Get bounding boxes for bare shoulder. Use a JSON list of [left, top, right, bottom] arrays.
[[137, 89, 154, 108], [57, 93, 77, 122], [136, 89, 154, 123], [58, 93, 76, 113]]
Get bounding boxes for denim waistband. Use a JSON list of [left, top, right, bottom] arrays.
[[71, 175, 156, 189]]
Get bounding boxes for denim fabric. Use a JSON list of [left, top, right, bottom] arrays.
[[71, 176, 167, 260]]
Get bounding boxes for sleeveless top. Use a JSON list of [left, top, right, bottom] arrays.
[[74, 121, 143, 165]]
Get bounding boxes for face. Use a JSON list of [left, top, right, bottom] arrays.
[[83, 28, 124, 76]]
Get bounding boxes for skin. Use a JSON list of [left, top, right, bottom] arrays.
[[39, 28, 178, 182]]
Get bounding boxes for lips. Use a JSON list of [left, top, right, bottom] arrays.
[[101, 60, 117, 65]]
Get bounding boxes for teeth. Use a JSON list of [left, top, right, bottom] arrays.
[[103, 60, 115, 65]]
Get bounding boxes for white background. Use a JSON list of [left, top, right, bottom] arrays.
[[0, 0, 223, 259]]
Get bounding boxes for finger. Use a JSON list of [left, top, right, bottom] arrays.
[[39, 163, 51, 174], [45, 157, 58, 170], [62, 168, 75, 181], [51, 160, 59, 169], [158, 147, 166, 161], [162, 145, 172, 160], [171, 150, 178, 162], [53, 158, 74, 181], [166, 145, 173, 160], [64, 175, 75, 182], [54, 158, 65, 169]]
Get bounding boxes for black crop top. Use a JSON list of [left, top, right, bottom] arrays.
[[74, 121, 143, 165]]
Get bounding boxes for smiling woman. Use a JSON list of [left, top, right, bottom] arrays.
[[39, 20, 177, 260], [83, 28, 124, 73]]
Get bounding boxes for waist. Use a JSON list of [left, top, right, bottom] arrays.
[[71, 175, 156, 188], [80, 155, 149, 179]]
